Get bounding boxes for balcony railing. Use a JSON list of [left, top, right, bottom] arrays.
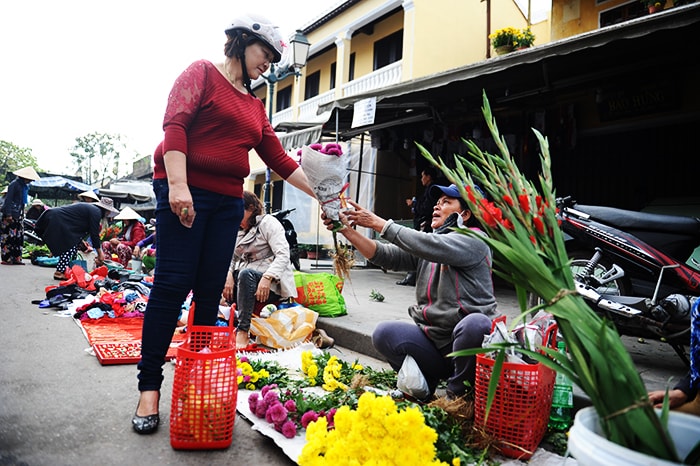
[[271, 106, 294, 127], [269, 61, 403, 127], [342, 60, 402, 98], [297, 90, 336, 122]]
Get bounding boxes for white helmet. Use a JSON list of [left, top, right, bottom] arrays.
[[225, 14, 285, 63]]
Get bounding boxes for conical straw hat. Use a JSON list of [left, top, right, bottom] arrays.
[[13, 166, 40, 181]]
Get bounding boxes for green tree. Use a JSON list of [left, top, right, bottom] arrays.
[[70, 132, 126, 187], [0, 140, 40, 183]]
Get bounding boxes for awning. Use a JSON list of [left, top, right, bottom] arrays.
[[276, 125, 324, 150], [29, 176, 94, 200], [317, 5, 700, 137]]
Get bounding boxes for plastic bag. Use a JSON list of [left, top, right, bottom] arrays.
[[293, 271, 347, 317], [250, 306, 319, 349], [396, 354, 431, 401], [300, 143, 346, 222]]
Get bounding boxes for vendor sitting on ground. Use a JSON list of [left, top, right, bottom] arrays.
[[322, 184, 500, 401], [648, 371, 700, 416], [222, 191, 297, 348], [132, 219, 156, 274], [102, 207, 146, 266]]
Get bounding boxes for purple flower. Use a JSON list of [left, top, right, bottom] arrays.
[[281, 420, 297, 438], [239, 356, 249, 364], [266, 401, 289, 424], [309, 143, 323, 151], [301, 410, 319, 428], [284, 399, 297, 413]]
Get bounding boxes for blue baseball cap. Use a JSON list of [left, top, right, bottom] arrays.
[[429, 183, 486, 203], [429, 184, 461, 201]]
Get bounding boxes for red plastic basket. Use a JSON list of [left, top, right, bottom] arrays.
[[170, 308, 238, 450], [473, 318, 557, 460]]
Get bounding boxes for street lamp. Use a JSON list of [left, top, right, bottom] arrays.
[[261, 29, 311, 213]]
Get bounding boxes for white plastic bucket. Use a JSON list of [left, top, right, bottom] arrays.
[[568, 406, 700, 465]]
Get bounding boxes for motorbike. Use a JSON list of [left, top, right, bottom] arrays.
[[23, 218, 44, 245], [545, 196, 700, 366], [272, 208, 301, 271]]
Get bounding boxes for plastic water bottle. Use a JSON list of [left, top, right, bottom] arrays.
[[549, 341, 574, 430]]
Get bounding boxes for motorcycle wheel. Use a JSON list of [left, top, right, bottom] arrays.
[[526, 250, 630, 310], [291, 248, 301, 271]]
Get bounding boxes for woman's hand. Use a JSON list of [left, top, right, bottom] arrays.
[[222, 271, 235, 304], [168, 182, 196, 228], [256, 275, 272, 302], [109, 238, 120, 247]]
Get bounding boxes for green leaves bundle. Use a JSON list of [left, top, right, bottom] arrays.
[[418, 90, 679, 461]]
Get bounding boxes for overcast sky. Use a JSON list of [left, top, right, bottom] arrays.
[[0, 0, 338, 175]]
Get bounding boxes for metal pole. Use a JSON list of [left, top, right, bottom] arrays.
[[264, 65, 276, 214]]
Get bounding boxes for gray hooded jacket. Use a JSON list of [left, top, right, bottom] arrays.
[[369, 219, 500, 350]]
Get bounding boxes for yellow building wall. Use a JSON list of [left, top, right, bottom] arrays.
[[303, 47, 337, 96], [349, 12, 404, 79], [551, 0, 669, 39]]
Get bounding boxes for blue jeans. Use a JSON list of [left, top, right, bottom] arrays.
[[137, 179, 244, 391], [372, 313, 492, 397]]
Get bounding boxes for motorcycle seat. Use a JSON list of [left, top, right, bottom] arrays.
[[574, 204, 700, 237]]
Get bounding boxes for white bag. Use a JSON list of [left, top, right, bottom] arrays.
[[300, 144, 346, 221], [396, 354, 431, 401]]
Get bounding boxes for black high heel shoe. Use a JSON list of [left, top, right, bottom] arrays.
[[132, 391, 160, 434]]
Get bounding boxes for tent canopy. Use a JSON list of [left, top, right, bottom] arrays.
[[29, 176, 96, 201]]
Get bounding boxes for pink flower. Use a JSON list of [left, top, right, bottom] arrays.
[[266, 401, 288, 424], [326, 408, 337, 428], [309, 143, 323, 151], [301, 410, 319, 428], [262, 390, 279, 409], [255, 401, 267, 418], [248, 392, 259, 412], [281, 420, 297, 438], [243, 375, 251, 383], [239, 356, 249, 364], [284, 399, 297, 412]]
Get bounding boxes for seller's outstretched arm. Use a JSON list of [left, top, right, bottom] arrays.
[[323, 199, 386, 260]]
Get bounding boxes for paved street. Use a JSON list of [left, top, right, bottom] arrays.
[[0, 259, 689, 465]]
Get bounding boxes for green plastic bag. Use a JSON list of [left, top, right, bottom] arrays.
[[293, 271, 347, 317]]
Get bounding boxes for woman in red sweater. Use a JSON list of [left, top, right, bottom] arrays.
[[132, 14, 315, 435]]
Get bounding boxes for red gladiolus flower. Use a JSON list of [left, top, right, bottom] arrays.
[[518, 194, 530, 213], [466, 185, 477, 204], [503, 194, 514, 207], [533, 216, 545, 235]]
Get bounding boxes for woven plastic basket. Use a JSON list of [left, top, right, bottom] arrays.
[[170, 307, 237, 450], [473, 318, 557, 460]]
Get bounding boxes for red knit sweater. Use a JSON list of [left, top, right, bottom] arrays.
[[152, 60, 299, 198]]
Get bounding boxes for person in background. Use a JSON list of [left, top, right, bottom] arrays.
[[132, 13, 315, 435], [0, 186, 7, 210], [323, 183, 499, 401], [102, 207, 146, 266], [78, 190, 100, 203], [397, 166, 438, 286], [1, 166, 41, 265], [222, 191, 297, 348], [25, 198, 48, 221], [132, 219, 156, 274], [648, 299, 699, 415], [34, 197, 119, 279]]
